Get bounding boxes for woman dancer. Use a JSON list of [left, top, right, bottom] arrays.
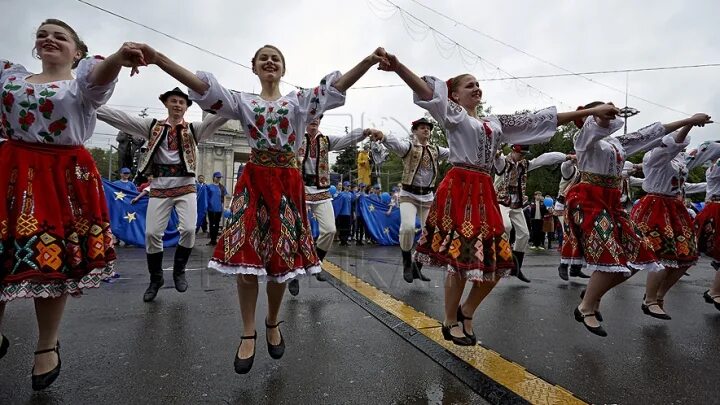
[[131, 42, 385, 372], [563, 102, 706, 336], [694, 149, 720, 312], [0, 19, 144, 389], [374, 52, 617, 346], [631, 114, 712, 320]]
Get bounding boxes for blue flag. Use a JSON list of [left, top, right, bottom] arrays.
[[102, 180, 180, 247], [359, 195, 420, 245]]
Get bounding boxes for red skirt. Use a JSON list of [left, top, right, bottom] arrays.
[[414, 166, 514, 282], [631, 194, 697, 269], [561, 179, 659, 273], [208, 150, 319, 282], [0, 140, 116, 301], [695, 201, 720, 260]]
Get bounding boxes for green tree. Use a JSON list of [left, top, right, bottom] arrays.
[[331, 144, 359, 182], [87, 147, 119, 180], [525, 124, 576, 198]]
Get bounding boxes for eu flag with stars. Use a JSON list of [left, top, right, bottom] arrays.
[[102, 180, 180, 247]]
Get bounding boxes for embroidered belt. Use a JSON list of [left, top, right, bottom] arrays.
[[152, 164, 191, 178], [306, 191, 332, 202], [250, 149, 297, 168], [646, 192, 679, 199], [451, 163, 491, 174], [580, 172, 622, 188], [402, 184, 435, 195], [150, 184, 196, 198]]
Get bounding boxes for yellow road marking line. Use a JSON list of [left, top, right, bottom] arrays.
[[323, 260, 587, 405]]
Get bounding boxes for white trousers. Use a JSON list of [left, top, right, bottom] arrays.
[[310, 200, 336, 252], [499, 205, 529, 253], [399, 201, 430, 251], [146, 193, 197, 254]]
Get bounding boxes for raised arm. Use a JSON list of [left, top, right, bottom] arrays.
[[380, 53, 433, 101], [96, 106, 154, 139], [327, 128, 369, 152], [331, 48, 385, 93], [377, 131, 411, 157], [557, 104, 619, 126], [662, 113, 712, 134], [134, 44, 209, 95], [193, 113, 230, 143], [528, 152, 568, 171], [87, 43, 147, 86]]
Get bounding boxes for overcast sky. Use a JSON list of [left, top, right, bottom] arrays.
[[3, 0, 718, 151]]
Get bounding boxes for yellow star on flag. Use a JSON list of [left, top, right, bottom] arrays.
[[114, 191, 126, 201], [384, 227, 390, 234], [368, 205, 375, 212], [124, 212, 137, 223]]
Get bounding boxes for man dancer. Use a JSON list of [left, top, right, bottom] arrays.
[[288, 115, 367, 295], [494, 145, 568, 283], [206, 172, 227, 246], [97, 87, 227, 302], [372, 118, 449, 283]]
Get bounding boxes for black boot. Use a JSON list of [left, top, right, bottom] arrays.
[[558, 263, 569, 281], [143, 252, 164, 302], [315, 248, 328, 281], [512, 251, 531, 283], [288, 279, 300, 296], [570, 264, 590, 279], [412, 261, 431, 281], [402, 250, 414, 283], [173, 246, 192, 292]]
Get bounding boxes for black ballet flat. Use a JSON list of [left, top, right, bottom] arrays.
[[579, 289, 603, 322], [31, 342, 61, 391], [641, 302, 672, 320], [265, 319, 285, 360], [441, 323, 474, 346], [703, 290, 720, 311], [0, 334, 9, 360], [234, 332, 257, 374], [574, 307, 607, 337], [456, 306, 477, 345]]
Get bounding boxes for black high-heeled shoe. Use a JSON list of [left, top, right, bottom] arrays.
[[0, 334, 9, 360], [441, 323, 474, 346], [32, 342, 61, 391], [580, 289, 603, 322], [265, 319, 285, 359], [456, 306, 477, 345], [574, 307, 607, 337], [234, 332, 257, 374], [703, 290, 720, 311]]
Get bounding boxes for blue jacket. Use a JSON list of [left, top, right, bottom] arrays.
[[207, 183, 227, 212], [336, 191, 353, 216], [112, 180, 137, 193]]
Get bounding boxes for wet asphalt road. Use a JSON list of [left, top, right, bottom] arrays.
[[0, 238, 486, 405], [328, 243, 720, 404]]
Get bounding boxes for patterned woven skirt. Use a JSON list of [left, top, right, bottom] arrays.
[[631, 194, 697, 269], [414, 166, 514, 282], [208, 150, 320, 282], [561, 175, 660, 274], [695, 201, 720, 260], [0, 140, 116, 301]]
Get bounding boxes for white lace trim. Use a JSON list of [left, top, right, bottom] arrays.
[[207, 261, 321, 283], [560, 257, 664, 273], [415, 252, 511, 282], [1, 262, 116, 302]]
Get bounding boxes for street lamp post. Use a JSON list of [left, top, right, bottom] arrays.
[[617, 106, 640, 134]]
